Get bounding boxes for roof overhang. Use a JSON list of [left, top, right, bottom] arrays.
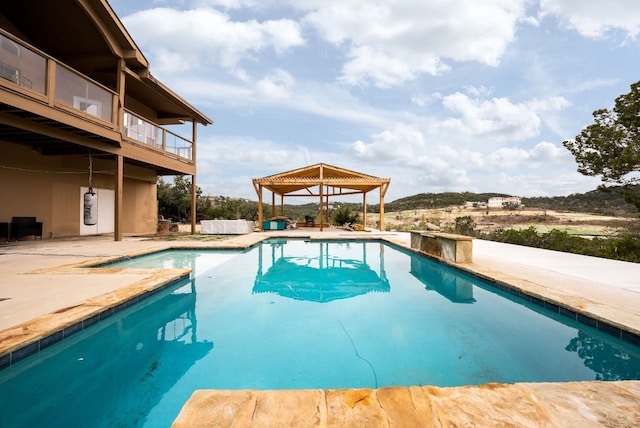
[[252, 163, 390, 197], [0, 0, 212, 126]]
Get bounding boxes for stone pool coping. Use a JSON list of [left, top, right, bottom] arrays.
[[173, 382, 640, 427], [0, 231, 639, 426]]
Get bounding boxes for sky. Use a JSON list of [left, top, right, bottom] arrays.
[[108, 0, 640, 203]]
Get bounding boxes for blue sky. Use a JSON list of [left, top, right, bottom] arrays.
[[108, 0, 640, 203]]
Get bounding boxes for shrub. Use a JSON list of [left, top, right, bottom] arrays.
[[454, 216, 476, 236], [332, 205, 359, 225]]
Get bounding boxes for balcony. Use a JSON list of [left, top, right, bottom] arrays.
[[0, 30, 193, 162], [124, 111, 192, 161]]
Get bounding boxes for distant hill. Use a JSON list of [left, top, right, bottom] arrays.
[[385, 192, 509, 212], [381, 187, 639, 217], [522, 187, 638, 216]]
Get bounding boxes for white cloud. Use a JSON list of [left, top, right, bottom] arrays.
[[349, 125, 426, 161], [122, 7, 304, 75], [438, 93, 541, 141], [487, 141, 569, 169], [540, 0, 640, 38], [491, 171, 601, 197], [256, 69, 295, 100], [303, 0, 529, 87]]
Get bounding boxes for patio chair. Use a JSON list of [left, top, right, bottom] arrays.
[[304, 215, 315, 227]]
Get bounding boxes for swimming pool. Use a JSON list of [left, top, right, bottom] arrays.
[[1, 239, 639, 427]]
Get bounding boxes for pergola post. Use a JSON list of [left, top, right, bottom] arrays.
[[325, 194, 329, 225], [255, 183, 263, 231], [362, 192, 367, 229], [379, 191, 385, 231], [271, 192, 275, 218], [379, 182, 389, 231], [280, 194, 284, 217], [319, 184, 324, 231]]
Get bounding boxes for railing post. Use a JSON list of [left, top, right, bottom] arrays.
[[115, 59, 125, 132], [46, 59, 56, 107]]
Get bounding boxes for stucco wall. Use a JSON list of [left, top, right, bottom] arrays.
[[0, 142, 158, 238]]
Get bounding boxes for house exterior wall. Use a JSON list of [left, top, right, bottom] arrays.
[[0, 141, 157, 238], [488, 196, 521, 208], [0, 1, 211, 240]]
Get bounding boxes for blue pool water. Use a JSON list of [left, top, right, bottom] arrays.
[[1, 239, 639, 427]]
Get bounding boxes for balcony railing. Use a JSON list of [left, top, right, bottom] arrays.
[[0, 30, 193, 162], [0, 31, 114, 123], [55, 64, 113, 122], [124, 111, 192, 161], [0, 33, 46, 95]]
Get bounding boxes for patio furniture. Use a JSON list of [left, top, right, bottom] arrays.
[[0, 222, 7, 241], [304, 215, 315, 227], [10, 216, 43, 240]]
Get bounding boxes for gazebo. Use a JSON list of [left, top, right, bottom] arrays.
[[252, 163, 390, 231]]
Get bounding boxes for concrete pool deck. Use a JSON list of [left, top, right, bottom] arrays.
[[0, 230, 639, 426]]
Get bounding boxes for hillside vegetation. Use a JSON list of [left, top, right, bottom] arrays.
[[375, 188, 639, 263], [380, 187, 639, 216]]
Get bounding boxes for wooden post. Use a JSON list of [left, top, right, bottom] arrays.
[[257, 184, 263, 230], [319, 184, 324, 231], [114, 154, 123, 241], [362, 192, 367, 230], [191, 120, 197, 235], [114, 59, 125, 132], [271, 192, 275, 218], [191, 174, 196, 234], [325, 194, 329, 226], [379, 182, 388, 231], [379, 190, 385, 231], [280, 194, 284, 217]]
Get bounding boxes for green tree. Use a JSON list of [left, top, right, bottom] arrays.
[[157, 176, 203, 221], [563, 81, 640, 212]]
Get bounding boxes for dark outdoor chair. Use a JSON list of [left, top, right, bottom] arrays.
[[10, 216, 43, 240], [0, 222, 8, 241], [304, 215, 315, 227]]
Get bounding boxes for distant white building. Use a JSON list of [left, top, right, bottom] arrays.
[[488, 196, 521, 208]]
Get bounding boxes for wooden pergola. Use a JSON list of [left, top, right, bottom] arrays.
[[252, 163, 390, 231]]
